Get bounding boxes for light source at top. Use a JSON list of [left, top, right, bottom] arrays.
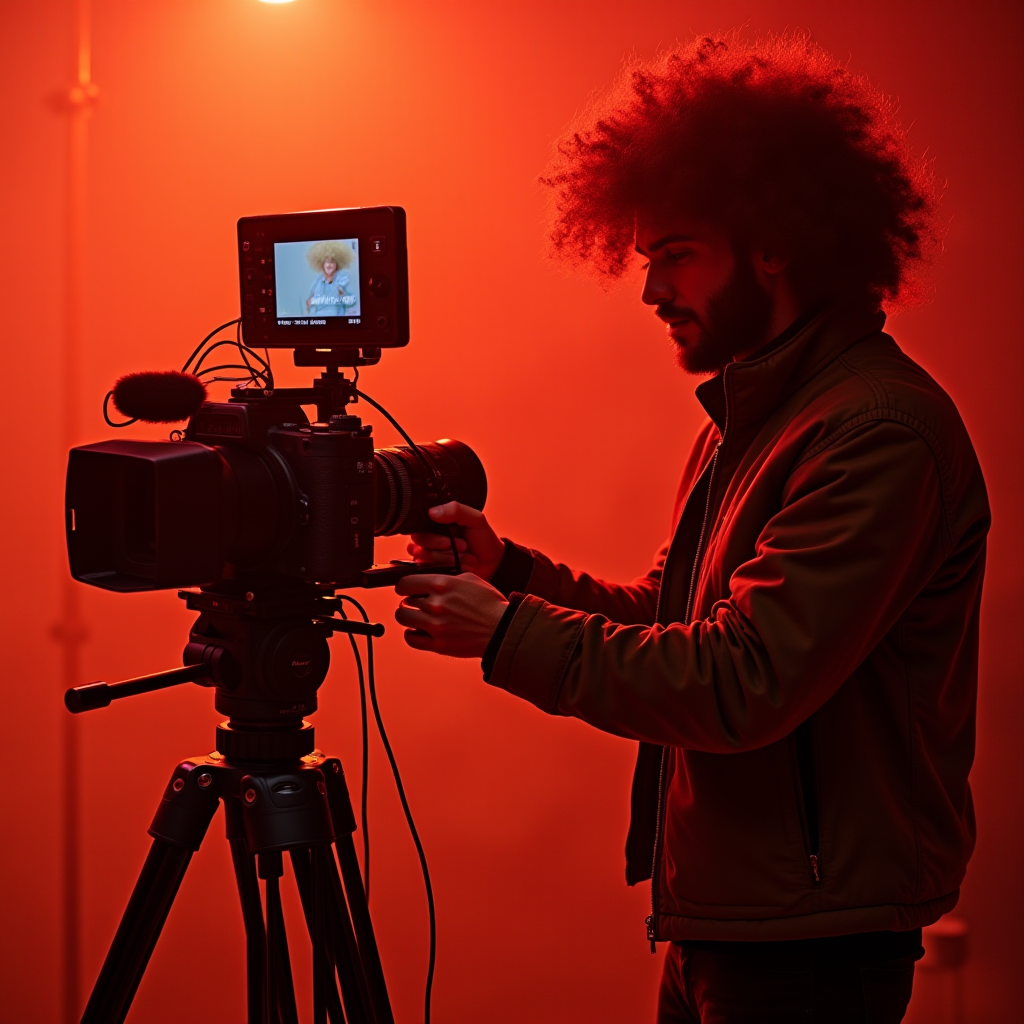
[[257, 0, 298, 4]]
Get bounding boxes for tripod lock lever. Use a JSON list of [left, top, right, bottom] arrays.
[[65, 664, 211, 714]]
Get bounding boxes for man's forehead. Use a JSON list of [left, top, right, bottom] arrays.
[[634, 204, 722, 250]]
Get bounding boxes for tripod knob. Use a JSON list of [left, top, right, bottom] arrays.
[[183, 641, 240, 689], [258, 621, 331, 700]]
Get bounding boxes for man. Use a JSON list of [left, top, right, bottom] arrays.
[[393, 34, 988, 1022]]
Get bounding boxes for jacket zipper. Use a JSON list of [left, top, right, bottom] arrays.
[[646, 744, 667, 952], [794, 719, 822, 885], [648, 438, 722, 952]]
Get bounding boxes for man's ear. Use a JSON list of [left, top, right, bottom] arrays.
[[758, 249, 790, 275]]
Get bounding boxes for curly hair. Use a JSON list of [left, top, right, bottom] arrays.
[[541, 33, 940, 311], [306, 239, 355, 274]]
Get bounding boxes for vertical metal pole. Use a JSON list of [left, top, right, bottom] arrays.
[[53, 1, 99, 1020]]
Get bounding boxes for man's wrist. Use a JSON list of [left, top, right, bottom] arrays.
[[489, 539, 534, 596], [481, 592, 524, 680]]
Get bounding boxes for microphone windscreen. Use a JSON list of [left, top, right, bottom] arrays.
[[112, 371, 208, 423]]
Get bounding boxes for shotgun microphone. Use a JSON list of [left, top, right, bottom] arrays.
[[110, 371, 208, 424]]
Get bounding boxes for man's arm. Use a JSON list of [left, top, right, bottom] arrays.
[[460, 421, 954, 753], [408, 503, 665, 625]]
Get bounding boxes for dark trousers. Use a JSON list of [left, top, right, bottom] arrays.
[[657, 939, 918, 1023]]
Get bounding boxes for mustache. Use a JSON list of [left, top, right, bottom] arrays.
[[656, 303, 703, 327]]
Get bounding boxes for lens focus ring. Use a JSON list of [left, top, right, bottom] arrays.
[[374, 449, 414, 535]]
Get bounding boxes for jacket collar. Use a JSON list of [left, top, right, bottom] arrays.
[[695, 303, 887, 434]]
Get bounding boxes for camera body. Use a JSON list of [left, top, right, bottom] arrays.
[[67, 379, 485, 594], [67, 388, 373, 592]]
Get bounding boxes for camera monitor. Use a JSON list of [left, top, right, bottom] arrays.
[[238, 206, 409, 354]]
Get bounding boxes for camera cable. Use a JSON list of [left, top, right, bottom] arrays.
[[336, 608, 372, 900], [180, 316, 241, 375], [181, 317, 274, 389], [337, 594, 437, 1024]]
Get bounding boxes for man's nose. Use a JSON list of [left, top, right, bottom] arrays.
[[641, 265, 673, 307]]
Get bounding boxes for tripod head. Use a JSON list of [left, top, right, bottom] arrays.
[[65, 579, 393, 760]]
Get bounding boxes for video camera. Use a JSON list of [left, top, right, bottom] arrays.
[[63, 206, 485, 752], [67, 205, 484, 595]]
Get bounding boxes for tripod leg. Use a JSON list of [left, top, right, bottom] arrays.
[[261, 852, 299, 1024], [323, 761, 394, 1024], [335, 835, 395, 1024], [312, 847, 329, 1024], [230, 834, 268, 1024], [323, 848, 373, 1023], [290, 849, 348, 1023], [80, 839, 192, 1024], [80, 758, 221, 1024]]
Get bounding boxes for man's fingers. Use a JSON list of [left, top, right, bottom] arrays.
[[402, 628, 436, 651], [407, 549, 481, 573], [407, 546, 474, 566], [394, 573, 454, 596], [406, 544, 454, 564], [427, 501, 486, 528], [409, 533, 467, 552], [395, 603, 435, 630]]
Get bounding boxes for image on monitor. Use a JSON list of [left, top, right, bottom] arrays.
[[274, 238, 361, 320]]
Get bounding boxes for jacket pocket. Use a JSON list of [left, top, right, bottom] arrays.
[[794, 719, 822, 884]]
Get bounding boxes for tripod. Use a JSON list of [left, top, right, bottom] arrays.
[[78, 740, 392, 1024], [65, 581, 412, 1024]]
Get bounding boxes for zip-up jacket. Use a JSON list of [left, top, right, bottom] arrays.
[[485, 305, 989, 942]]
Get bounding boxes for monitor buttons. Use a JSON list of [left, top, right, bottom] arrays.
[[369, 275, 390, 298], [376, 315, 388, 330], [369, 236, 385, 255]]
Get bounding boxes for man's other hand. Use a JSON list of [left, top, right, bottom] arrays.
[[394, 573, 508, 658], [407, 502, 505, 582]]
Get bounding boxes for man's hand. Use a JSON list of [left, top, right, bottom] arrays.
[[407, 502, 505, 582], [394, 573, 508, 658]]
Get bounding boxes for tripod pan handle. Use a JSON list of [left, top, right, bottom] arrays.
[[64, 664, 209, 714]]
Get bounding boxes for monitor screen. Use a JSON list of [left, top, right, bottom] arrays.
[[273, 238, 362, 324]]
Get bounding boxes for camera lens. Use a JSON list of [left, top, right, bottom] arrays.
[[374, 439, 486, 535]]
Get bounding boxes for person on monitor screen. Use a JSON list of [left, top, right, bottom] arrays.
[[393, 33, 988, 1022], [305, 239, 358, 317]]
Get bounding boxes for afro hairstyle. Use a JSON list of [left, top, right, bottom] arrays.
[[541, 32, 941, 311], [306, 239, 355, 274]]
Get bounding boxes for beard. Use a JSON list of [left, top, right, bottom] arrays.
[[662, 253, 774, 374]]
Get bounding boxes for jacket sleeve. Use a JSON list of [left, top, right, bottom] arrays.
[[486, 420, 950, 753], [514, 544, 668, 626]]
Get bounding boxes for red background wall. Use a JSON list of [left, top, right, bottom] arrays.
[[1, 1, 1020, 1021]]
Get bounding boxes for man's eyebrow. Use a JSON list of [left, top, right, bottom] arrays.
[[635, 233, 699, 254]]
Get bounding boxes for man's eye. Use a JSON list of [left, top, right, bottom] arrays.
[[668, 250, 694, 263]]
